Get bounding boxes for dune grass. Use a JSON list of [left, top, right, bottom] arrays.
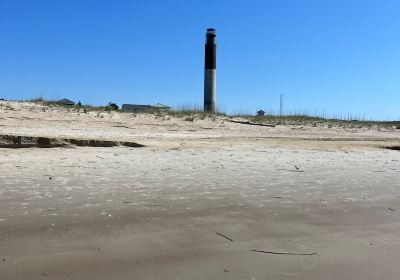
[[23, 97, 400, 128], [238, 114, 400, 129], [28, 97, 118, 112]]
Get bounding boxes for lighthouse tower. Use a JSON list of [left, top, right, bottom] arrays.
[[204, 28, 216, 113]]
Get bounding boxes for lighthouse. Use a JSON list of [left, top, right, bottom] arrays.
[[204, 28, 216, 113]]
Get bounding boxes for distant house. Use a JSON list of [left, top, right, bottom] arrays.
[[57, 98, 75, 106], [257, 110, 266, 116], [121, 103, 170, 113], [152, 103, 171, 109]]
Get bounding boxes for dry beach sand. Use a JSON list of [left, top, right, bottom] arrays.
[[1, 101, 400, 279]]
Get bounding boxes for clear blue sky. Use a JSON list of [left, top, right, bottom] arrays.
[[1, 0, 399, 120]]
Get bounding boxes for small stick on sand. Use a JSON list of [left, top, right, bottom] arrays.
[[251, 249, 317, 256], [216, 232, 233, 242], [228, 120, 275, 127]]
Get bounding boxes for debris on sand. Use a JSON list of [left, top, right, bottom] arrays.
[[251, 249, 318, 256], [228, 120, 276, 127], [216, 232, 233, 242], [289, 165, 305, 172]]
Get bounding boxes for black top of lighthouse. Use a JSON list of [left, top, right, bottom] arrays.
[[204, 28, 216, 69], [206, 28, 216, 44]]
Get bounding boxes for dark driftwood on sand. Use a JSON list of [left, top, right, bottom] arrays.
[[251, 250, 318, 256], [228, 120, 276, 127], [216, 232, 234, 242]]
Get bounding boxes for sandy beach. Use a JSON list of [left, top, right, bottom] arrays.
[[1, 101, 400, 279]]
